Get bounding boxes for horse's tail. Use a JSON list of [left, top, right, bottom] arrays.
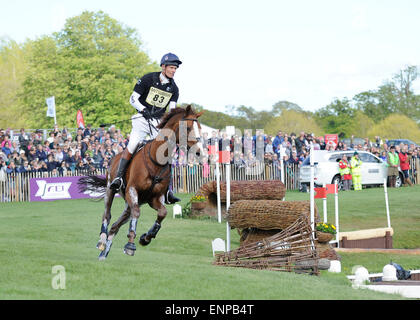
[[77, 175, 108, 200]]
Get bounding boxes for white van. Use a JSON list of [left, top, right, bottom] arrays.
[[299, 150, 389, 189]]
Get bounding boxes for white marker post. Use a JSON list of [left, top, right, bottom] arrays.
[[334, 180, 340, 248], [310, 143, 315, 232], [322, 183, 327, 223], [215, 142, 222, 224], [384, 178, 391, 228], [226, 162, 231, 251]]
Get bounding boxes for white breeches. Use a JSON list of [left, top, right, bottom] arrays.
[[126, 114, 160, 154]]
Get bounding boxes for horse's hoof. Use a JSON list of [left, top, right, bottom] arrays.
[[98, 254, 106, 261], [96, 241, 105, 251], [124, 248, 135, 256], [123, 242, 136, 256], [139, 233, 151, 246], [98, 239, 112, 260]]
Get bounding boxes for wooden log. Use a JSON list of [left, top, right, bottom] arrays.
[[196, 180, 286, 206]]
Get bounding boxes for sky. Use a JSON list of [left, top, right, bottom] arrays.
[[1, 0, 420, 113]]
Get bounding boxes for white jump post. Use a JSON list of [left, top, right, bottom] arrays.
[[310, 143, 315, 232], [215, 142, 222, 224], [322, 182, 327, 223], [334, 180, 340, 248], [384, 178, 391, 228], [226, 162, 231, 252]]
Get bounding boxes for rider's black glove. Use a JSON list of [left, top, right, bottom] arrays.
[[141, 108, 153, 120]]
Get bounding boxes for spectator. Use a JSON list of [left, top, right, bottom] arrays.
[[33, 130, 43, 146], [319, 136, 326, 150], [288, 151, 300, 166], [338, 154, 352, 191], [18, 128, 30, 152], [46, 154, 59, 171], [27, 147, 37, 163], [399, 145, 413, 186], [1, 135, 12, 156], [272, 131, 284, 156], [379, 151, 387, 162], [35, 144, 48, 162], [386, 145, 399, 188], [265, 138, 274, 155], [6, 161, 19, 174], [19, 160, 31, 173], [295, 131, 307, 155], [350, 151, 363, 191], [312, 139, 321, 150], [64, 150, 76, 169], [58, 161, 70, 176], [76, 159, 88, 172], [83, 124, 92, 138], [38, 161, 48, 173]]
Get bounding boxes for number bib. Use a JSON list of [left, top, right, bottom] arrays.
[[145, 87, 173, 108]]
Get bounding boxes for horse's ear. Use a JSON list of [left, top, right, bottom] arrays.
[[185, 105, 192, 114]]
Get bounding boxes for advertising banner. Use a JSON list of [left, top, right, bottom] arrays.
[[324, 134, 338, 149], [29, 176, 110, 202]]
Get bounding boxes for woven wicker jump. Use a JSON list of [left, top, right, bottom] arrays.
[[227, 200, 319, 230], [197, 180, 286, 204], [214, 214, 320, 275]]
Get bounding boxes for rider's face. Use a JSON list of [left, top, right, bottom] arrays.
[[162, 65, 178, 79]]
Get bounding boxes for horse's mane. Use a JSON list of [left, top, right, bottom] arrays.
[[157, 107, 191, 129]]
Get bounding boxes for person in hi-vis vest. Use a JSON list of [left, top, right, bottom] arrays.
[[350, 151, 362, 191], [387, 145, 399, 188], [338, 154, 352, 191]]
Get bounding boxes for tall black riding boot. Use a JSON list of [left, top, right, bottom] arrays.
[[110, 149, 132, 191], [165, 171, 180, 204]]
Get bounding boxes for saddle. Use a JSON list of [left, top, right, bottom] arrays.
[[120, 140, 170, 201]]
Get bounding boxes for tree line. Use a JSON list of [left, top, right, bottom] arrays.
[[1, 11, 420, 142]]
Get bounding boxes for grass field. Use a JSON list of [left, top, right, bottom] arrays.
[[1, 185, 419, 300]]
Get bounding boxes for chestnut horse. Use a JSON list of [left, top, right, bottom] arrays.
[[78, 106, 203, 260]]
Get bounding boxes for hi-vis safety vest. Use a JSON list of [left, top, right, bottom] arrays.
[[350, 156, 362, 175], [388, 152, 399, 166], [338, 160, 350, 175]]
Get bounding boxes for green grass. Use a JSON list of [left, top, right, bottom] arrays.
[[0, 186, 419, 300]]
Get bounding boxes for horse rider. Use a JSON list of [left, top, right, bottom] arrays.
[[109, 53, 182, 204], [350, 151, 363, 191]]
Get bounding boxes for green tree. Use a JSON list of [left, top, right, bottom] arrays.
[[271, 100, 304, 116], [264, 109, 323, 136], [20, 11, 158, 132], [314, 97, 355, 137], [354, 66, 420, 123], [0, 38, 27, 128], [367, 114, 420, 142]]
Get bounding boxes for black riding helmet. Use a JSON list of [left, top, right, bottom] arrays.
[[160, 53, 182, 67]]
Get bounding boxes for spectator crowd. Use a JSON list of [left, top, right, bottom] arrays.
[[1, 124, 420, 177]]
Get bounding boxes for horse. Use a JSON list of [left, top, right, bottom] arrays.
[[78, 105, 204, 260]]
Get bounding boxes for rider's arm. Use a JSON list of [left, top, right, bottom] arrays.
[[129, 91, 147, 112], [168, 101, 176, 110]]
